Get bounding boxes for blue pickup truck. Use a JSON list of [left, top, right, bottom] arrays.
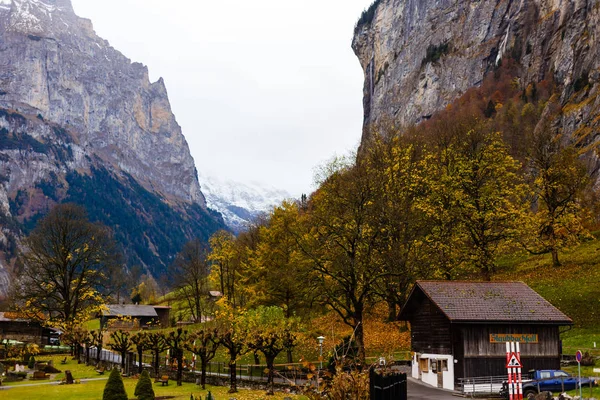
[[501, 370, 596, 397]]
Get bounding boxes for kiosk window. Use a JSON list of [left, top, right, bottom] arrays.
[[441, 360, 448, 371], [419, 358, 428, 372]]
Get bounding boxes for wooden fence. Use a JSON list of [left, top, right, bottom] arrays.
[[370, 370, 407, 400]]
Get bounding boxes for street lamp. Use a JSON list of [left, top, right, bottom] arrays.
[[317, 336, 325, 369], [317, 336, 325, 389]]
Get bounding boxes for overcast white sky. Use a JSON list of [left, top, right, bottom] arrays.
[[70, 0, 373, 196]]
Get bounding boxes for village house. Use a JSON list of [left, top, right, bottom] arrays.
[[399, 281, 572, 390], [100, 304, 171, 330]]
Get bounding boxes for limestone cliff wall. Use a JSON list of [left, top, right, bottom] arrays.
[[353, 0, 600, 148], [0, 0, 226, 297], [0, 0, 205, 206]]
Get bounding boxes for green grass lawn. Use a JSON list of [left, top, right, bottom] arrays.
[[1, 354, 307, 399], [2, 354, 104, 387], [2, 379, 307, 400]]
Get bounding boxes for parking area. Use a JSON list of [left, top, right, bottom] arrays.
[[408, 377, 461, 400]]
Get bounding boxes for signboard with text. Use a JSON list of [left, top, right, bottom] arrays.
[[490, 334, 538, 343]]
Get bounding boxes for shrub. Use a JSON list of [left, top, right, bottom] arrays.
[[354, 0, 382, 33], [103, 368, 128, 400], [421, 42, 450, 66], [28, 356, 35, 370], [134, 370, 155, 400]]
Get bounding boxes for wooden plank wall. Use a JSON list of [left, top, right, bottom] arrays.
[[460, 324, 560, 357], [0, 321, 42, 344], [463, 356, 561, 378], [458, 324, 561, 379], [411, 297, 452, 354]]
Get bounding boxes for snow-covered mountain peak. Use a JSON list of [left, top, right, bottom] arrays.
[[199, 174, 293, 233], [3, 0, 78, 35]]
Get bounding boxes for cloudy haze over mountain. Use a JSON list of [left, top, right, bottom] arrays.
[[70, 0, 374, 196]]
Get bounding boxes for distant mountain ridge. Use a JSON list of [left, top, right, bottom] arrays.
[[0, 0, 226, 296], [199, 174, 292, 233]]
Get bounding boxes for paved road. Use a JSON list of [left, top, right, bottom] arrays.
[[408, 377, 461, 400]]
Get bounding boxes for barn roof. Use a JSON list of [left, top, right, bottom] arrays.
[[399, 281, 572, 324], [102, 304, 158, 318]]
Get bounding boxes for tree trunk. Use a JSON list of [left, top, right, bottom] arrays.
[[138, 348, 143, 373], [552, 247, 561, 267], [229, 359, 237, 393], [154, 350, 160, 377], [386, 300, 397, 322], [201, 361, 207, 389], [355, 318, 366, 366], [96, 344, 102, 365], [253, 351, 260, 365], [266, 355, 275, 395], [286, 349, 293, 364], [121, 351, 126, 371], [177, 350, 183, 386]]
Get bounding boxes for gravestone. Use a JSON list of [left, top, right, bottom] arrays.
[[65, 370, 74, 384]]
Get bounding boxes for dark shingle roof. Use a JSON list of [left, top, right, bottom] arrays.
[[102, 305, 158, 318], [401, 281, 572, 324]]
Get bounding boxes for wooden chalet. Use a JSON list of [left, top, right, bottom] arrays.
[[100, 304, 170, 330], [0, 312, 59, 345], [398, 281, 572, 390]]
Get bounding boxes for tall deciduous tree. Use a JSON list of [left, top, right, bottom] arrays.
[[429, 127, 526, 280], [523, 128, 590, 266], [15, 203, 121, 324], [171, 239, 210, 323], [250, 201, 312, 319], [365, 133, 434, 320], [297, 155, 383, 364], [208, 230, 240, 307]]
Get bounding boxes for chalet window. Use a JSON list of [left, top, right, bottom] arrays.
[[419, 358, 429, 372]]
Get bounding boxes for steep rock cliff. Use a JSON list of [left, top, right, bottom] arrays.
[[0, 0, 225, 296], [353, 0, 600, 149], [0, 0, 205, 205]]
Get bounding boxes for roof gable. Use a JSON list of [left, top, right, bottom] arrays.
[[102, 304, 158, 318], [399, 281, 572, 324]]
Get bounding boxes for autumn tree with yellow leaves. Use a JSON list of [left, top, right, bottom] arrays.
[[13, 203, 122, 325]]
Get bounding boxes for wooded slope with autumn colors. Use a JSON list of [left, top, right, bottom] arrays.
[[201, 57, 600, 364]]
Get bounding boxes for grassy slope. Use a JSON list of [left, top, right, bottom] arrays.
[[496, 233, 600, 355]]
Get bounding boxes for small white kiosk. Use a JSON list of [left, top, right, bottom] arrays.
[[412, 353, 455, 390]]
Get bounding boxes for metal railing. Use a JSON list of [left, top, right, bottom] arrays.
[[458, 375, 514, 395]]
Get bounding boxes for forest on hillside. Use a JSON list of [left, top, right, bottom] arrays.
[[204, 59, 598, 362]]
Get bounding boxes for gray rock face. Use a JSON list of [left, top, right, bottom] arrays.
[[0, 0, 205, 206], [352, 0, 600, 147], [0, 0, 227, 297]]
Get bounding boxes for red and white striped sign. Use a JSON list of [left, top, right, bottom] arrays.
[[506, 342, 523, 400]]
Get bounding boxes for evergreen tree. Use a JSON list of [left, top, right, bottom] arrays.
[[134, 370, 155, 400], [103, 368, 128, 400]]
